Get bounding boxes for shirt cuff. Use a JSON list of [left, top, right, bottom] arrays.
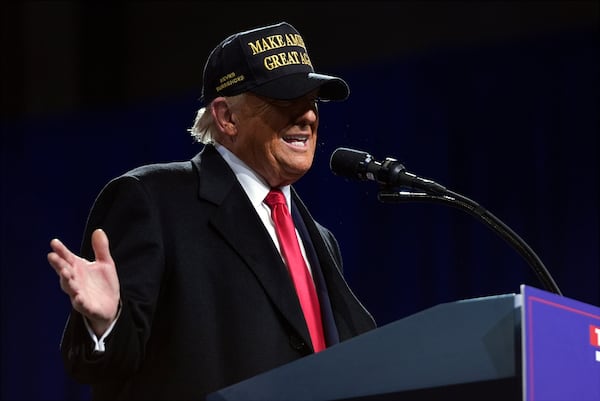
[[83, 299, 122, 353]]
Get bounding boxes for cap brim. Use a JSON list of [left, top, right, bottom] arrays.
[[250, 72, 350, 101]]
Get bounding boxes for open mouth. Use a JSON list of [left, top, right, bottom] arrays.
[[282, 135, 309, 147]]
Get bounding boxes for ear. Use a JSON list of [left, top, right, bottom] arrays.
[[210, 97, 237, 137]]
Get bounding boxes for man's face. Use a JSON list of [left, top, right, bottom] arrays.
[[227, 90, 320, 188]]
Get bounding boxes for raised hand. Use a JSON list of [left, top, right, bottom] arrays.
[[47, 228, 121, 336]]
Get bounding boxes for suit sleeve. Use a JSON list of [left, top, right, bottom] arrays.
[[60, 174, 165, 383]]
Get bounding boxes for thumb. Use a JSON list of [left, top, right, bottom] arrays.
[[91, 229, 114, 264]]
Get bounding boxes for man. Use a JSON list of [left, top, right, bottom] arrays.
[[47, 21, 376, 400]]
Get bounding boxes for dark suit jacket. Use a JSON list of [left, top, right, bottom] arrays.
[[60, 144, 376, 400]]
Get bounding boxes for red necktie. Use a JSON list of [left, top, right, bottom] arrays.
[[264, 189, 326, 352]]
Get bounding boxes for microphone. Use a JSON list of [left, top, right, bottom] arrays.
[[329, 147, 447, 195], [329, 147, 563, 296]]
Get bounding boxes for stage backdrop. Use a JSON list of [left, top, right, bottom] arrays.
[[1, 28, 598, 400]]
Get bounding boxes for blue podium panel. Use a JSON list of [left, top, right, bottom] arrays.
[[522, 285, 600, 401]]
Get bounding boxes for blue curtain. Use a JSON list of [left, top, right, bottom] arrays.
[[1, 29, 597, 400]]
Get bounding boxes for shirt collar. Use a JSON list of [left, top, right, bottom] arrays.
[[214, 143, 291, 209]]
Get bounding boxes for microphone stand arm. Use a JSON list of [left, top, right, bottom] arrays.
[[377, 188, 562, 295]]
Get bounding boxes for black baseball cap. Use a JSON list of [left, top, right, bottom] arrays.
[[200, 22, 350, 104]]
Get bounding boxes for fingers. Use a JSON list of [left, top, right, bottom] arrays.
[[47, 238, 80, 292], [49, 238, 76, 265], [91, 229, 114, 265], [47, 251, 78, 297], [47, 250, 70, 277], [47, 238, 77, 281], [58, 273, 78, 298]]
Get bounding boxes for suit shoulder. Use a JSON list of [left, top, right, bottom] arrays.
[[115, 157, 200, 187], [124, 159, 195, 180], [98, 156, 200, 199]]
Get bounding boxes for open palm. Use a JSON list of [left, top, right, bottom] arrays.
[[47, 228, 120, 336]]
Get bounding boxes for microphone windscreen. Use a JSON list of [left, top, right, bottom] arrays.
[[329, 147, 370, 178]]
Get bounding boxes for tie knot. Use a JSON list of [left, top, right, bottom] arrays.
[[264, 189, 286, 209]]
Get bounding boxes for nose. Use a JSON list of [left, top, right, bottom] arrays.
[[296, 103, 318, 127], [303, 107, 318, 123]]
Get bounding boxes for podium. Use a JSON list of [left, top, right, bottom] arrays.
[[207, 285, 600, 400]]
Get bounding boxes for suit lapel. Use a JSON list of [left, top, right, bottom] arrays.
[[291, 188, 376, 339], [192, 145, 311, 345]]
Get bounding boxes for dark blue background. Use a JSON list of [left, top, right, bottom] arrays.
[[1, 4, 598, 400]]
